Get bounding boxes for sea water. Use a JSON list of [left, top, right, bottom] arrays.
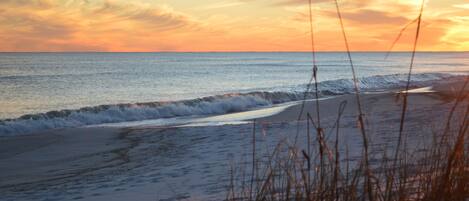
[[0, 52, 468, 135]]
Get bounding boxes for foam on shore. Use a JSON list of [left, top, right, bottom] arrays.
[[0, 73, 462, 136]]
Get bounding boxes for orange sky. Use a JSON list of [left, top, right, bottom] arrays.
[[0, 0, 467, 52]]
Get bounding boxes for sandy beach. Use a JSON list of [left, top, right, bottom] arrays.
[[0, 78, 467, 201], [1, 0, 468, 199]]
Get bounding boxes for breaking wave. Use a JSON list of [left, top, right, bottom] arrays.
[[0, 72, 461, 136]]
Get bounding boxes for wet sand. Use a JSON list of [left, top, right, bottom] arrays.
[[0, 78, 467, 201]]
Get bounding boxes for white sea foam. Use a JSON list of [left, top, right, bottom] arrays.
[[0, 73, 461, 136]]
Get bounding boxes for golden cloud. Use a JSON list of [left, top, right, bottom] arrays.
[[0, 0, 466, 51]]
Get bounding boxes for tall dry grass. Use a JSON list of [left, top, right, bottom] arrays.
[[226, 0, 468, 200], [226, 78, 469, 201]]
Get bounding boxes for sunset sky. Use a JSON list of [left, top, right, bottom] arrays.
[[0, 0, 467, 52]]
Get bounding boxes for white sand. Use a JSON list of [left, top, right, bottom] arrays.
[[0, 79, 467, 201]]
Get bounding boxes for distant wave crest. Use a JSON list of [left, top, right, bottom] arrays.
[[0, 72, 460, 136]]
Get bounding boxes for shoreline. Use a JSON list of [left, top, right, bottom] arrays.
[[1, 72, 466, 136], [0, 77, 467, 200]]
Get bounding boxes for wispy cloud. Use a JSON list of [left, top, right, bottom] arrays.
[[92, 1, 196, 31], [0, 0, 466, 51], [0, 0, 202, 51], [271, 0, 331, 6], [453, 3, 469, 9], [321, 8, 409, 25], [196, 1, 245, 10], [0, 0, 54, 8]]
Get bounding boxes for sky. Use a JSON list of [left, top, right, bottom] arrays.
[[0, 0, 467, 52]]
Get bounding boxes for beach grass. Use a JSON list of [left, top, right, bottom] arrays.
[[226, 78, 468, 201], [226, 0, 468, 199]]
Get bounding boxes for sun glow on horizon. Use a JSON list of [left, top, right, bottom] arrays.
[[0, 0, 467, 52]]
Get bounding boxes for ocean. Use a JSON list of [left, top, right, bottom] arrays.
[[0, 52, 468, 135]]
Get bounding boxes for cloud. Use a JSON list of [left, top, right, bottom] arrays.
[[0, 13, 75, 38], [262, 0, 375, 7], [272, 0, 329, 6], [453, 3, 469, 9], [331, 9, 408, 25], [0, 0, 202, 51], [291, 7, 409, 26], [0, 0, 466, 51], [92, 1, 196, 32], [0, 0, 54, 9], [196, 1, 245, 10]]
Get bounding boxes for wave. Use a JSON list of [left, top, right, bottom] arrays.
[[0, 72, 461, 136]]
